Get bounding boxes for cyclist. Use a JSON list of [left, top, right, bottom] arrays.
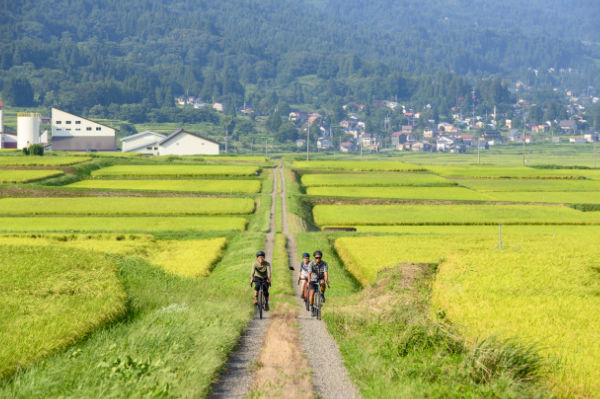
[[297, 252, 311, 302], [308, 250, 329, 316], [251, 250, 272, 311]]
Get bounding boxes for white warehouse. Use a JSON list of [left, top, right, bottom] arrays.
[[51, 108, 117, 151], [121, 131, 166, 154], [157, 128, 220, 156]]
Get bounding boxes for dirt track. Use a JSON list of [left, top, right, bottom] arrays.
[[281, 167, 361, 399], [208, 169, 276, 399]]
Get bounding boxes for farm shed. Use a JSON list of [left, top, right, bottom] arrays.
[[157, 128, 220, 156]]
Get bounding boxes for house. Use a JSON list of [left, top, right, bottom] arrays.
[[412, 141, 432, 152], [458, 134, 474, 146], [50, 108, 117, 151], [401, 125, 413, 133], [508, 130, 522, 142], [157, 128, 220, 156], [584, 132, 599, 142], [559, 120, 577, 133], [317, 137, 332, 150], [483, 130, 503, 145], [295, 138, 306, 148], [212, 102, 225, 112], [436, 136, 455, 152], [339, 141, 354, 152], [121, 131, 166, 154], [308, 113, 322, 126], [289, 111, 309, 123], [391, 131, 415, 148], [423, 128, 437, 139]]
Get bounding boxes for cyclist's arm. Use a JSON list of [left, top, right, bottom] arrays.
[[324, 271, 329, 284], [250, 263, 255, 283], [267, 262, 272, 282]]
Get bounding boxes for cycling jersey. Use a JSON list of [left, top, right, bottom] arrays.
[[251, 260, 271, 280], [299, 260, 310, 278], [309, 259, 328, 282]]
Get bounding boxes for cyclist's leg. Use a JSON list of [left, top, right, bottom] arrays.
[[309, 282, 316, 305], [320, 279, 326, 293], [253, 278, 262, 304]]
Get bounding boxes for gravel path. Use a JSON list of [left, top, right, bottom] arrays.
[[280, 167, 361, 399], [209, 169, 277, 399]]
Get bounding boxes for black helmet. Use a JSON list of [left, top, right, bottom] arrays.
[[256, 251, 266, 257], [313, 250, 323, 257], [302, 252, 310, 258]]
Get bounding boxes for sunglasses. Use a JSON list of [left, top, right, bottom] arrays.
[[315, 257, 322, 259]]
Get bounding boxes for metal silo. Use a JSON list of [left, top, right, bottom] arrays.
[[17, 112, 40, 149]]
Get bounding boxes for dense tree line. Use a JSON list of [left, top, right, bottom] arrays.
[[0, 0, 598, 133]]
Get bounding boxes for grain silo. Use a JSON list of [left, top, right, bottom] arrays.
[[17, 112, 40, 149]]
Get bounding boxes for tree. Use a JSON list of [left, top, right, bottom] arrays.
[[276, 123, 298, 142], [3, 76, 34, 106]]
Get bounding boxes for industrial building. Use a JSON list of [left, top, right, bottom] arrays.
[[156, 128, 220, 156], [121, 131, 166, 154], [50, 108, 117, 151]]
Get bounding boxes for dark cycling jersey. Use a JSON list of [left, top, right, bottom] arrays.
[[309, 259, 328, 282]]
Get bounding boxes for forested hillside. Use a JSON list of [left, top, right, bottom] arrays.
[[0, 0, 598, 121]]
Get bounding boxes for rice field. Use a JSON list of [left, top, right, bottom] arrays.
[[427, 165, 600, 179], [91, 164, 260, 177], [458, 178, 600, 192], [313, 204, 600, 226], [0, 169, 64, 183], [147, 238, 227, 278], [301, 172, 455, 187], [486, 191, 600, 204], [67, 179, 261, 193], [293, 160, 425, 171], [0, 197, 254, 215], [306, 186, 487, 201], [0, 157, 91, 166], [0, 245, 126, 380], [334, 227, 600, 396], [0, 216, 247, 232]]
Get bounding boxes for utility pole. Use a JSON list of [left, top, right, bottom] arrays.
[[306, 125, 310, 161], [594, 140, 597, 168], [265, 136, 269, 158], [477, 131, 481, 164], [522, 136, 526, 165]]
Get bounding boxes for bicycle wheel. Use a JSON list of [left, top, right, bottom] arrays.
[[314, 290, 321, 320], [258, 288, 264, 320]]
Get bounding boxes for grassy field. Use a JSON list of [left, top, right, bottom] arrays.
[[0, 245, 126, 380], [0, 156, 91, 166], [313, 203, 600, 226], [458, 178, 600, 191], [92, 164, 260, 177], [0, 216, 247, 232], [0, 197, 254, 215], [67, 179, 261, 193], [293, 160, 426, 171], [0, 169, 64, 183], [306, 186, 487, 201], [301, 172, 455, 187]]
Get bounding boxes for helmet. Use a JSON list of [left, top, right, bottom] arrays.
[[256, 251, 266, 257], [302, 252, 310, 258], [313, 250, 323, 257]]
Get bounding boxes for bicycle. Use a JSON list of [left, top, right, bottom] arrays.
[[251, 279, 269, 320], [298, 277, 310, 311], [311, 281, 329, 320]]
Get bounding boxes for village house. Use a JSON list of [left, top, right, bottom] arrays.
[[436, 136, 455, 152], [559, 120, 577, 133], [483, 129, 503, 145], [317, 137, 332, 150]]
